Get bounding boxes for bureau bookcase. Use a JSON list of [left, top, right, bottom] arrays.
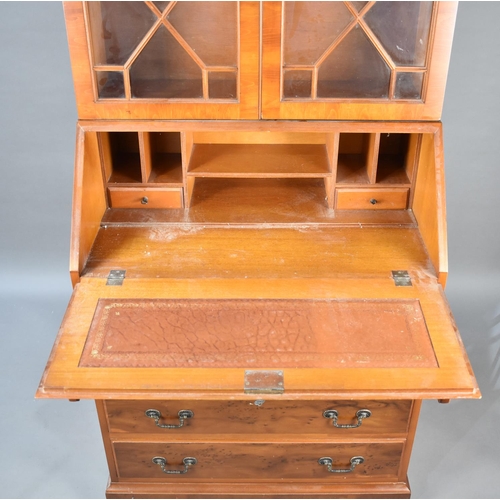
[[38, 2, 480, 498]]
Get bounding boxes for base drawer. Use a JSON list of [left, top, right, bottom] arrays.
[[336, 188, 409, 210], [108, 187, 183, 208], [114, 441, 404, 481], [105, 400, 412, 436]]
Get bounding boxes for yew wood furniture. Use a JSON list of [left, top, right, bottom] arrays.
[[38, 2, 479, 498]]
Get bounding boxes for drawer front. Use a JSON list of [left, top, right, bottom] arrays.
[[114, 441, 404, 481], [336, 188, 409, 210], [108, 187, 183, 209], [106, 400, 411, 436]]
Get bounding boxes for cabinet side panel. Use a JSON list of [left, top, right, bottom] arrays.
[[398, 400, 422, 482], [69, 127, 106, 286], [421, 2, 459, 119], [96, 400, 119, 482], [411, 129, 448, 286], [64, 2, 96, 119]]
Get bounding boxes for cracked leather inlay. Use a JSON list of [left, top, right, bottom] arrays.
[[79, 299, 437, 368]]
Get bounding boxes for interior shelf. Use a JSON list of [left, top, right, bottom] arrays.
[[187, 144, 331, 177], [188, 177, 330, 222], [147, 153, 182, 183], [147, 132, 183, 184], [376, 133, 412, 185], [97, 129, 419, 216], [376, 162, 411, 185], [107, 155, 142, 183], [101, 131, 183, 187], [336, 133, 373, 184], [105, 132, 142, 184], [336, 155, 370, 184]]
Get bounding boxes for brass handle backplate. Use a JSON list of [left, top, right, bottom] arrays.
[[145, 409, 194, 429], [318, 456, 364, 473], [323, 409, 371, 428], [152, 456, 197, 474]]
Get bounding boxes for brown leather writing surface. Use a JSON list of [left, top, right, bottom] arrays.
[[79, 299, 437, 369]]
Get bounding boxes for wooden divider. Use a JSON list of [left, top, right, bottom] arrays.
[[69, 126, 106, 286]]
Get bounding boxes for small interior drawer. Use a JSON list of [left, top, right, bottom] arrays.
[[336, 188, 409, 210], [108, 187, 183, 209], [105, 400, 412, 436], [113, 441, 404, 481]]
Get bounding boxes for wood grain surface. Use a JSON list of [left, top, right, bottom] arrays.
[[36, 277, 480, 400], [336, 188, 409, 210], [105, 399, 412, 436], [108, 187, 183, 209], [82, 226, 433, 280], [113, 441, 404, 481], [104, 480, 411, 498]]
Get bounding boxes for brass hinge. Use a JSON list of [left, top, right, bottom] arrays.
[[392, 270, 412, 287], [106, 269, 126, 286], [244, 370, 284, 394]]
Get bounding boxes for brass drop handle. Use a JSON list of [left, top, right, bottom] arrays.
[[369, 198, 377, 205], [145, 409, 194, 428], [323, 409, 371, 428], [318, 456, 364, 473], [152, 456, 197, 474], [141, 196, 148, 204]]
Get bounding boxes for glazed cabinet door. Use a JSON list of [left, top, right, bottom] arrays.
[[261, 1, 458, 120], [65, 1, 260, 120]]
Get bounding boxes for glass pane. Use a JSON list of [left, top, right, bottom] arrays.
[[364, 2, 433, 67], [168, 2, 237, 67], [394, 72, 424, 99], [350, 1, 368, 12], [283, 70, 312, 99], [87, 2, 157, 65], [130, 26, 203, 99], [208, 72, 237, 100], [283, 2, 353, 65], [152, 1, 170, 13], [96, 71, 125, 99], [317, 26, 391, 99]]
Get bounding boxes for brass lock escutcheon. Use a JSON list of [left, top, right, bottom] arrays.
[[145, 409, 194, 429], [323, 408, 371, 428], [152, 456, 197, 474], [318, 456, 364, 473]]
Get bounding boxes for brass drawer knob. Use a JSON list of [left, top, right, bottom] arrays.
[[318, 456, 364, 473], [145, 409, 194, 429], [323, 409, 371, 428], [369, 198, 377, 205], [141, 196, 148, 204], [152, 456, 197, 475]]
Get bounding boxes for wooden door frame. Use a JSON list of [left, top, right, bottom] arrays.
[[64, 1, 260, 120], [261, 1, 458, 121]]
